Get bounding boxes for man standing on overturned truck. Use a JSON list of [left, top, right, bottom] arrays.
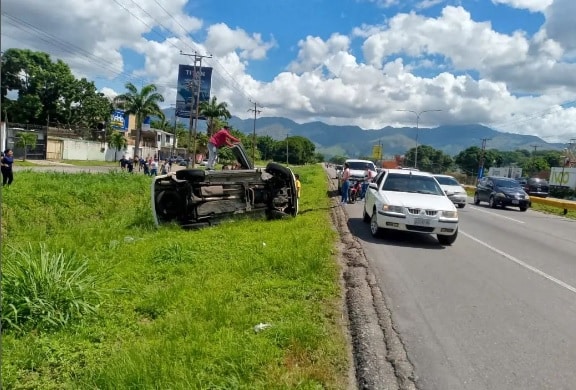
[[206, 126, 240, 170]]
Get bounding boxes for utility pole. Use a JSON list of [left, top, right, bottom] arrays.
[[180, 51, 212, 168], [478, 137, 491, 180], [397, 109, 442, 168], [248, 101, 262, 164]]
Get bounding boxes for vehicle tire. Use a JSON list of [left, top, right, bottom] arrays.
[[265, 162, 291, 178], [363, 207, 370, 223], [175, 169, 206, 181], [473, 193, 480, 205], [489, 196, 497, 208], [458, 203, 466, 209], [370, 209, 382, 237], [437, 229, 458, 246], [519, 206, 528, 212], [155, 190, 184, 220]]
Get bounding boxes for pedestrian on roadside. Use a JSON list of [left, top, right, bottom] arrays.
[[1, 149, 15, 186], [360, 163, 376, 200], [206, 126, 240, 170], [340, 162, 351, 204], [150, 159, 159, 176]]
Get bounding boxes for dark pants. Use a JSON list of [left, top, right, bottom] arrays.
[[2, 168, 13, 186]]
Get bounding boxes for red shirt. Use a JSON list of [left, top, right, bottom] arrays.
[[209, 129, 238, 148]]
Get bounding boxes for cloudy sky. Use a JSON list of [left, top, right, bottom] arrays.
[[2, 0, 576, 141]]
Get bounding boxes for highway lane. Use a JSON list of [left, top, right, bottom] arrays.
[[344, 199, 576, 390]]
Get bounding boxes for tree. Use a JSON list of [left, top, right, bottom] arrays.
[[257, 135, 276, 161], [108, 131, 128, 161], [1, 49, 113, 129], [454, 146, 483, 176], [198, 96, 231, 136], [404, 145, 453, 173], [114, 82, 164, 158], [15, 132, 38, 161]]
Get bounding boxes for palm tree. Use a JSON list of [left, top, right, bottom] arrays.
[[114, 82, 164, 158], [108, 130, 128, 161], [15, 132, 38, 161], [199, 96, 231, 136]]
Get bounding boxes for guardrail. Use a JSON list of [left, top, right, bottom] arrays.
[[462, 185, 576, 215]]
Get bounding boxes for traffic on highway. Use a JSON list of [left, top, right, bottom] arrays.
[[336, 167, 576, 390]]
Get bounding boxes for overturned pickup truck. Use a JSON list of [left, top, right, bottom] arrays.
[[152, 145, 298, 228]]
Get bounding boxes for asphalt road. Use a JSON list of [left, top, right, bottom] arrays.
[[345, 198, 576, 390]]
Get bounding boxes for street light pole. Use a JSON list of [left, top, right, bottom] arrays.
[[397, 109, 442, 169]]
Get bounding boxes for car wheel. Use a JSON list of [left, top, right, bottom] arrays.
[[473, 193, 480, 205], [519, 206, 528, 212], [489, 196, 497, 208], [458, 203, 466, 209], [438, 228, 458, 246], [363, 207, 370, 223], [370, 210, 381, 237]]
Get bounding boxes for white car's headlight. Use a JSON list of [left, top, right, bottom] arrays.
[[440, 210, 458, 218], [382, 205, 404, 214]]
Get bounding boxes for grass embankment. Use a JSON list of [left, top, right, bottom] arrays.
[[1, 166, 350, 389], [464, 188, 576, 220]]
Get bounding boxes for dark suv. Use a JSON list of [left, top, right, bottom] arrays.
[[152, 144, 298, 228], [523, 178, 549, 197], [474, 176, 530, 211]]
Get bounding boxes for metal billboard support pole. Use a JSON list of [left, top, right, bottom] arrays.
[[180, 51, 212, 168]]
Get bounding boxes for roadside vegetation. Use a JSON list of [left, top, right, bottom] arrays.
[[1, 165, 350, 389]]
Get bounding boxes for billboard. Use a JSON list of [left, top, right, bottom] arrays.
[[111, 110, 129, 131], [549, 167, 576, 189], [175, 65, 212, 119]]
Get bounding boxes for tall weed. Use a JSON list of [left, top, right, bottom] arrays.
[[1, 244, 103, 331]]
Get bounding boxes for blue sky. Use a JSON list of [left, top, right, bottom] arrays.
[[3, 0, 576, 141]]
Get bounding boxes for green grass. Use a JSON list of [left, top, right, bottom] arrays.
[[60, 160, 118, 166], [1, 166, 350, 389]]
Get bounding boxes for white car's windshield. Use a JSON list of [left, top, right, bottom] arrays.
[[347, 161, 375, 171], [383, 173, 445, 195], [435, 176, 460, 186]]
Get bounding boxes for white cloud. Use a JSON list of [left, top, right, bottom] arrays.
[[491, 0, 552, 13], [100, 87, 119, 100], [2, 0, 576, 143]]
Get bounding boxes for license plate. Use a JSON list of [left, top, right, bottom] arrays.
[[512, 200, 519, 204], [414, 218, 431, 226]]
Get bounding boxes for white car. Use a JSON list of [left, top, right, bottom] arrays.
[[363, 169, 459, 245], [338, 159, 377, 192], [434, 174, 468, 208]]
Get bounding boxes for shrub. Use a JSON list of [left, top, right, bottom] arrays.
[[1, 244, 103, 331]]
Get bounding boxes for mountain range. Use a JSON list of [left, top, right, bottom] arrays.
[[162, 108, 564, 159]]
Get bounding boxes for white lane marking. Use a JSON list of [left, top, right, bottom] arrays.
[[460, 230, 576, 295], [469, 206, 525, 224]]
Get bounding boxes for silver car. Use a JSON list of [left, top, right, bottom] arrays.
[[434, 174, 468, 208]]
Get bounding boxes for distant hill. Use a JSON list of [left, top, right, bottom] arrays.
[[161, 108, 564, 158]]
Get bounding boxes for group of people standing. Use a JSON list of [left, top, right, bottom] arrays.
[[339, 163, 376, 204], [119, 155, 171, 176]]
